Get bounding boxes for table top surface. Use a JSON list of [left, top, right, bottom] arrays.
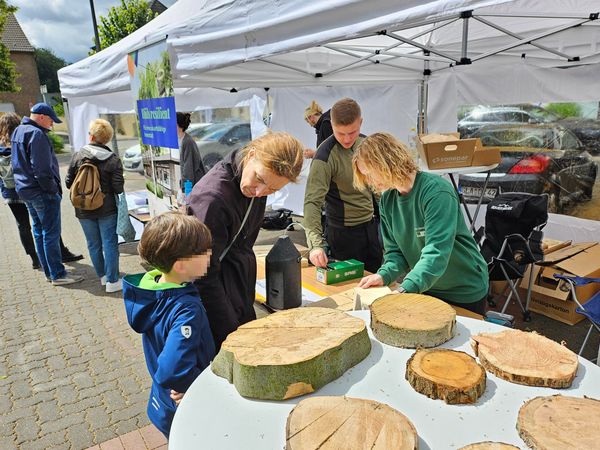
[[419, 161, 499, 175], [169, 311, 600, 449]]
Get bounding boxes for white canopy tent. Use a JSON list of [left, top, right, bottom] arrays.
[[58, 0, 600, 237]]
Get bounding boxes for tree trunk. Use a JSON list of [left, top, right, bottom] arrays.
[[406, 348, 486, 404], [286, 396, 418, 450], [370, 293, 456, 348], [470, 330, 578, 388], [211, 307, 371, 400], [459, 443, 520, 450], [518, 395, 600, 449]]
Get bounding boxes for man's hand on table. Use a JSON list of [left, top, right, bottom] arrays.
[[357, 274, 384, 289], [170, 389, 184, 405], [309, 248, 328, 268]]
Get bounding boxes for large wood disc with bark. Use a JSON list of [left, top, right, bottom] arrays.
[[406, 348, 486, 404], [211, 307, 371, 400], [286, 396, 418, 450], [459, 443, 520, 450], [370, 293, 456, 348], [470, 330, 578, 388], [518, 395, 600, 449]]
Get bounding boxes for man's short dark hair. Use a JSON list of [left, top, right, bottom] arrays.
[[138, 211, 211, 273], [331, 98, 361, 126]]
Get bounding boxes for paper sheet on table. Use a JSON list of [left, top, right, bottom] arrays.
[[255, 279, 324, 306]]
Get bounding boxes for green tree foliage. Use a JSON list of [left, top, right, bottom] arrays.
[[34, 48, 67, 92], [0, 0, 19, 92], [91, 0, 157, 53], [544, 102, 581, 119]]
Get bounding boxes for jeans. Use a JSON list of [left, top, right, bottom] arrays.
[[79, 214, 119, 283], [25, 193, 66, 280]]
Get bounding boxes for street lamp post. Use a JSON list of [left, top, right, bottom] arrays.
[[89, 0, 101, 52]]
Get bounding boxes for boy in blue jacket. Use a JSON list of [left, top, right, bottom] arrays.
[[123, 211, 216, 438]]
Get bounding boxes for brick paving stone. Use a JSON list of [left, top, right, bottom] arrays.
[[0, 437, 18, 450], [94, 428, 119, 447], [98, 436, 125, 450], [13, 416, 40, 444], [35, 398, 60, 422], [39, 412, 85, 436], [118, 430, 148, 450], [66, 422, 95, 450], [85, 406, 111, 429], [139, 425, 167, 449], [26, 431, 67, 450]]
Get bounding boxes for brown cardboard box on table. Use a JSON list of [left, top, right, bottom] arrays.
[[418, 133, 478, 169], [520, 242, 600, 325], [471, 143, 501, 166]]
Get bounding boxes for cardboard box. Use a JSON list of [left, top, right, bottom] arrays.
[[417, 133, 479, 169], [520, 242, 600, 325], [471, 146, 501, 166], [316, 259, 364, 285]]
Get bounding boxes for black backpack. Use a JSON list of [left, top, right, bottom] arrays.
[[262, 208, 293, 230]]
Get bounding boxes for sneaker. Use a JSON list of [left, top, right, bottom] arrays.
[[52, 273, 84, 286], [106, 279, 122, 293], [31, 256, 41, 270], [62, 250, 84, 263], [100, 275, 107, 286]]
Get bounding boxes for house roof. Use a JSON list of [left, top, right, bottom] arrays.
[[149, 0, 168, 15], [1, 13, 34, 53]]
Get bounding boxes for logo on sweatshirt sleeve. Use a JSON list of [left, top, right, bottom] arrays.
[[181, 325, 192, 339]]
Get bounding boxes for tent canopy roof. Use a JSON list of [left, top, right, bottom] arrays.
[[58, 0, 600, 97]]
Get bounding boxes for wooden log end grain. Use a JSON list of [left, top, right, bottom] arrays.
[[211, 307, 371, 400], [458, 443, 520, 450], [517, 395, 600, 449], [470, 329, 578, 388], [406, 348, 486, 404], [286, 396, 418, 450], [370, 293, 456, 348]]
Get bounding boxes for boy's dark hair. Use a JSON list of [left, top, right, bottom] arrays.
[[331, 98, 361, 126], [176, 112, 192, 132], [138, 211, 211, 273]]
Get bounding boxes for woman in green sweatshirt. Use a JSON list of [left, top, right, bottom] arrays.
[[354, 132, 488, 314]]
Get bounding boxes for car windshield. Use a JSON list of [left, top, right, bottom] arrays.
[[479, 127, 579, 151]]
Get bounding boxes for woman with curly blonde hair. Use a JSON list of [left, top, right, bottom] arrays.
[[187, 131, 304, 348], [354, 132, 488, 314]]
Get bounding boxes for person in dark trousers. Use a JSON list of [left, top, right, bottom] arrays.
[[1, 113, 83, 268], [123, 211, 215, 438], [355, 133, 489, 315], [11, 103, 83, 285], [65, 119, 125, 293], [176, 112, 205, 190], [303, 100, 334, 158], [187, 132, 304, 349], [303, 98, 383, 274]]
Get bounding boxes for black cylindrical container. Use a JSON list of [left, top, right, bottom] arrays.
[[265, 236, 302, 310]]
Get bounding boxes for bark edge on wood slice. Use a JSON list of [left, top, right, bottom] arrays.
[[406, 348, 486, 404], [211, 307, 371, 400], [470, 329, 578, 388], [286, 396, 418, 450], [518, 395, 600, 449], [458, 443, 520, 450], [370, 293, 456, 348]]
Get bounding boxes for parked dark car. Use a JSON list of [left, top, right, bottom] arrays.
[[194, 121, 252, 170], [458, 124, 597, 213], [458, 106, 558, 137]]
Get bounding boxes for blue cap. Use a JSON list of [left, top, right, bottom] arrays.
[[30, 102, 62, 124]]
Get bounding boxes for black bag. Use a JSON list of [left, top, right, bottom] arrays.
[[262, 208, 293, 230]]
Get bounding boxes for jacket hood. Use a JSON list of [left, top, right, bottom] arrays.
[[80, 144, 113, 161], [122, 273, 199, 333]]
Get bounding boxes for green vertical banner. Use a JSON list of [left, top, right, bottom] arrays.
[[128, 39, 181, 215]]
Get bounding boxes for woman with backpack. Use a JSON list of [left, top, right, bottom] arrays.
[[65, 119, 125, 293]]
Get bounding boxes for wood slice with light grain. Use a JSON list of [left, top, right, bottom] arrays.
[[370, 293, 456, 348], [518, 395, 600, 449], [470, 329, 578, 388], [286, 396, 418, 450], [211, 307, 371, 400], [458, 443, 520, 450], [406, 348, 486, 404]]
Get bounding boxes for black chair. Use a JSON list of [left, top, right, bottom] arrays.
[[478, 193, 549, 321]]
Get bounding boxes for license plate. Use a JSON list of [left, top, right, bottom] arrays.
[[462, 186, 497, 199]]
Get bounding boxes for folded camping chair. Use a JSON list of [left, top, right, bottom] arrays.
[[553, 275, 600, 364], [479, 193, 549, 321]]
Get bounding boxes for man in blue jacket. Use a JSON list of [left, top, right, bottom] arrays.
[[11, 103, 83, 285]]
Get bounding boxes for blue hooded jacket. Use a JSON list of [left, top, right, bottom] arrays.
[[123, 272, 216, 437], [11, 117, 62, 200]]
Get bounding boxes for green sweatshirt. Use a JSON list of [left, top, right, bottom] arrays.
[[303, 136, 375, 250], [377, 172, 488, 303]]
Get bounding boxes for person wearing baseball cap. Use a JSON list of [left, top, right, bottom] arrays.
[[11, 102, 83, 285]]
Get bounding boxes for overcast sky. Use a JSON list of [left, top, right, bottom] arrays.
[[12, 0, 177, 64]]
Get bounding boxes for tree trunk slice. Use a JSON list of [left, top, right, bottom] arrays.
[[406, 348, 486, 404], [370, 293, 456, 348], [211, 307, 371, 400], [470, 330, 578, 388], [286, 396, 418, 450], [518, 395, 600, 449], [459, 443, 520, 450]]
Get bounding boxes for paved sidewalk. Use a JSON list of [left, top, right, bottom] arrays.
[[0, 155, 152, 449]]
